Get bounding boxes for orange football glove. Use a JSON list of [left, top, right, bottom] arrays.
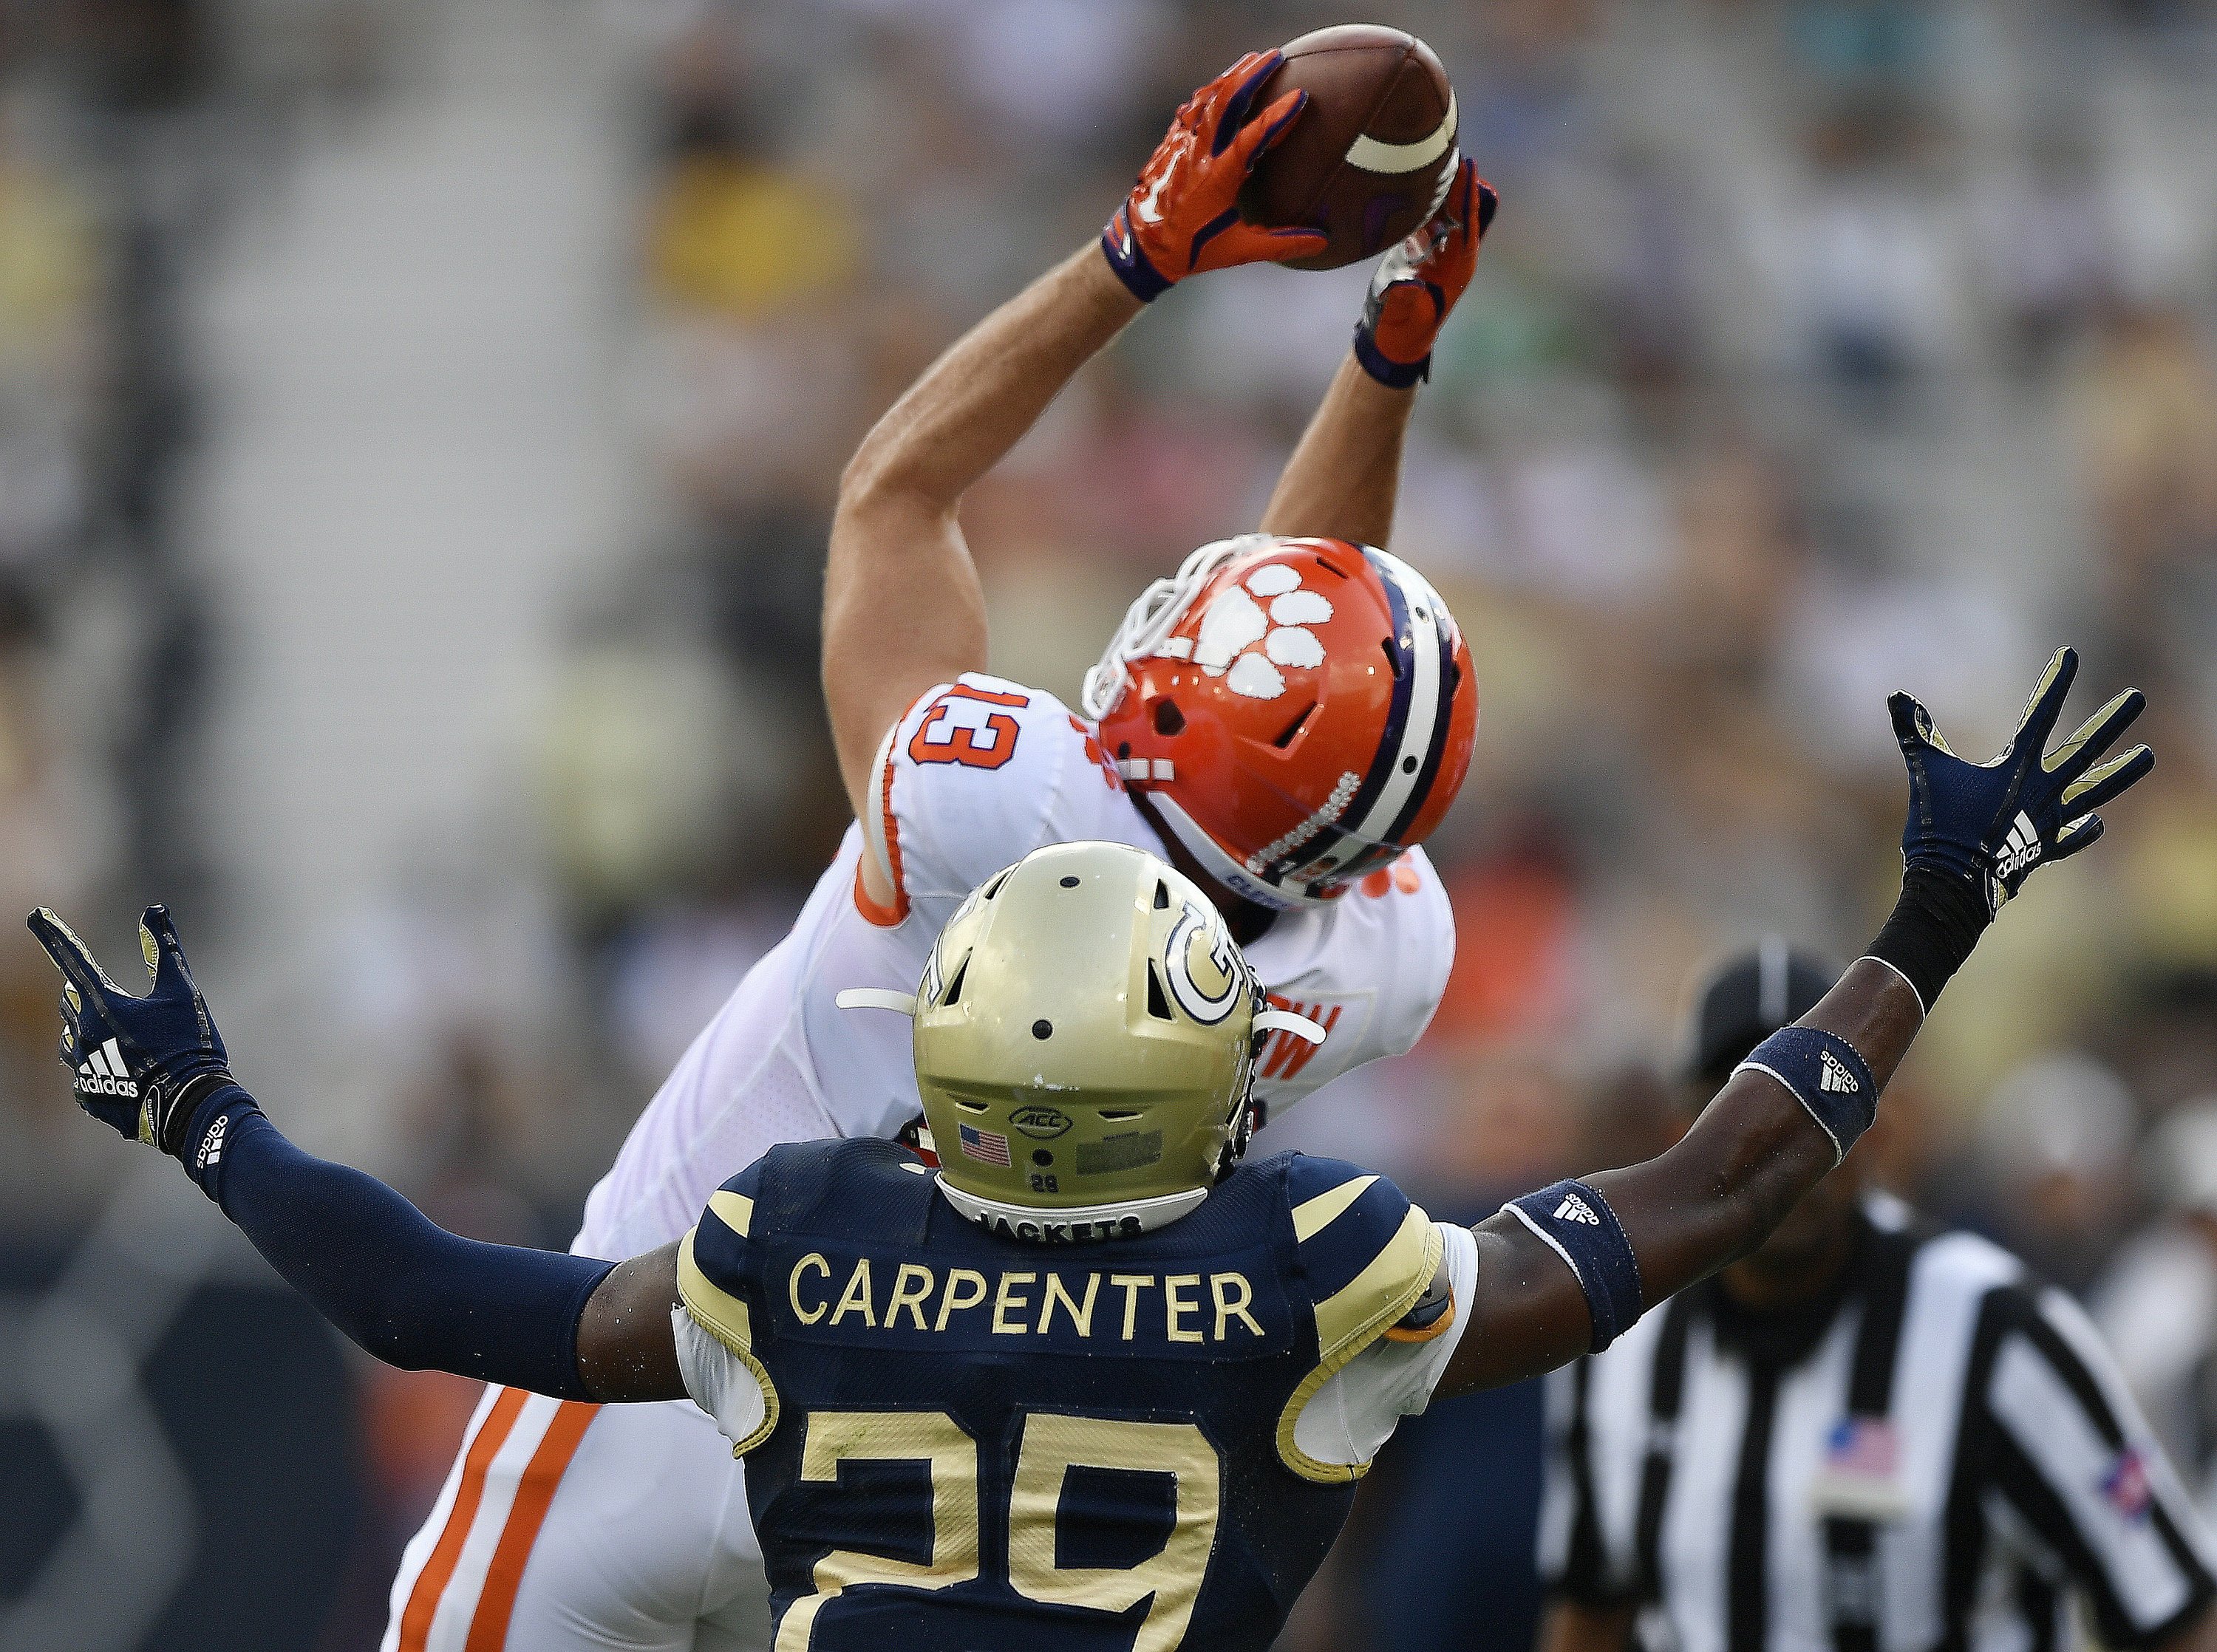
[[1100, 51, 1329, 302], [1353, 159, 1499, 386]]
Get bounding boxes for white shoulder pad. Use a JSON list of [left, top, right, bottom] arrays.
[[1291, 1221, 1478, 1472], [672, 1306, 769, 1455]]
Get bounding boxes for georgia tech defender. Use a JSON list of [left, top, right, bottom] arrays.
[[297, 47, 1490, 1651], [38, 649, 2155, 1648]]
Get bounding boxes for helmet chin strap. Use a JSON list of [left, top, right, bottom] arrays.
[[1143, 791, 1327, 913], [936, 1178, 1210, 1241]]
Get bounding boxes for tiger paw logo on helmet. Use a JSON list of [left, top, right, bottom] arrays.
[[1084, 535, 1479, 909], [1193, 562, 1335, 700]]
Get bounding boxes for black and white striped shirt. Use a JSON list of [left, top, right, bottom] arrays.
[[1541, 1201, 2216, 1652]]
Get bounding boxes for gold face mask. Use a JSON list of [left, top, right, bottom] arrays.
[[838, 842, 1324, 1241]]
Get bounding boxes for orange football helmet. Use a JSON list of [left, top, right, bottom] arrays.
[[1083, 535, 1479, 910]]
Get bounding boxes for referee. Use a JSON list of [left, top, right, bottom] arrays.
[[1540, 942, 2217, 1652]]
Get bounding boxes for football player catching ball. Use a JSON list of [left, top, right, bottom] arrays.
[[38, 641, 2155, 1649], [409, 48, 1491, 1652]]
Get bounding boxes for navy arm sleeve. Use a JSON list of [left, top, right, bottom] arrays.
[[194, 1093, 614, 1401]]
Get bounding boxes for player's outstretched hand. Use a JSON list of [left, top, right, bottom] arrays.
[[1891, 646, 2153, 915], [1100, 50, 1329, 302], [27, 904, 236, 1154], [1353, 157, 1497, 388]]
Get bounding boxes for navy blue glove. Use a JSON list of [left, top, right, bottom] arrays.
[[28, 904, 240, 1158], [1890, 646, 2152, 917]]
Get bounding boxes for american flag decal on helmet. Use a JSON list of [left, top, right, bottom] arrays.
[[958, 1123, 1012, 1167]]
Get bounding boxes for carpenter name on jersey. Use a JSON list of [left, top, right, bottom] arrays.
[[675, 1139, 1443, 1652]]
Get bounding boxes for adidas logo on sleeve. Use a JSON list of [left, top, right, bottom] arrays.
[[195, 1112, 230, 1171], [75, 1039, 138, 1099], [1819, 1050, 1861, 1096], [1553, 1192, 1601, 1226]]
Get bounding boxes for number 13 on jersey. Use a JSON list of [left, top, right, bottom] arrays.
[[774, 1407, 1219, 1652], [908, 683, 1029, 770]]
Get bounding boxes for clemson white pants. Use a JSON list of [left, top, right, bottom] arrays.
[[382, 1389, 769, 1652]]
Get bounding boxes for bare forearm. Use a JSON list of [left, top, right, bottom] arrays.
[[1264, 159, 1491, 545], [823, 246, 1141, 805], [840, 247, 1140, 511], [1590, 960, 1921, 1303], [1445, 647, 2157, 1393], [576, 1244, 687, 1403], [1259, 355, 1417, 546], [1447, 960, 1924, 1391]]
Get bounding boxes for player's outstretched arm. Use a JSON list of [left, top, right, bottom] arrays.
[[27, 905, 689, 1404], [1440, 647, 2154, 1393], [826, 250, 1137, 816], [1259, 160, 1495, 548], [825, 50, 1324, 823]]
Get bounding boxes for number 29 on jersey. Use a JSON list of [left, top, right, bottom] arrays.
[[777, 1404, 1218, 1652]]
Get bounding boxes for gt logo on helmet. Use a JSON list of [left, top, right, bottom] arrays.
[[1165, 901, 1242, 1025]]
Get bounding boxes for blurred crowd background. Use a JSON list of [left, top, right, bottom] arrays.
[[2, 0, 2216, 1647]]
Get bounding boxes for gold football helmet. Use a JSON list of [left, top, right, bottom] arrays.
[[838, 842, 1324, 1240]]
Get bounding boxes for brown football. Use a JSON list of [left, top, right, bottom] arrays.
[[1237, 25, 1459, 272]]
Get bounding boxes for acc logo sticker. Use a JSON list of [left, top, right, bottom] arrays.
[[1165, 901, 1243, 1025], [1010, 1105, 1072, 1139]]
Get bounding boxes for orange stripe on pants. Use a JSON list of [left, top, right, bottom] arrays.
[[462, 1401, 602, 1652], [398, 1388, 528, 1652]]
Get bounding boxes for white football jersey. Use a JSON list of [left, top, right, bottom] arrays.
[[574, 672, 1455, 1259]]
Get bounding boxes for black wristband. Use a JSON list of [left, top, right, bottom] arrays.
[[170, 1076, 263, 1200], [1865, 866, 1990, 1014], [157, 1069, 242, 1154]]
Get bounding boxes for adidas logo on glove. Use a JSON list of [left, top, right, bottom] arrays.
[[75, 1038, 137, 1099], [1553, 1192, 1601, 1226], [1820, 1051, 1861, 1096], [1997, 810, 2043, 883]]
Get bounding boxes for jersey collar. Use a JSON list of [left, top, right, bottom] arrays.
[[934, 1176, 1209, 1244]]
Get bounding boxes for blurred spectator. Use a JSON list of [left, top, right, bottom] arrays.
[[1974, 129, 2119, 375], [2098, 1100, 2217, 1523], [2071, 305, 2217, 667], [1967, 1051, 2140, 1294], [1782, 107, 1962, 404]]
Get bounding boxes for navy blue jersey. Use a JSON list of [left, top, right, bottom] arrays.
[[677, 1137, 1443, 1652]]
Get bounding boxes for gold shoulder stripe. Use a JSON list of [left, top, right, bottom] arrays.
[[1278, 1207, 1444, 1485], [678, 1226, 753, 1352], [1291, 1173, 1378, 1243], [707, 1189, 755, 1238], [676, 1226, 780, 1456], [1312, 1204, 1437, 1362]]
